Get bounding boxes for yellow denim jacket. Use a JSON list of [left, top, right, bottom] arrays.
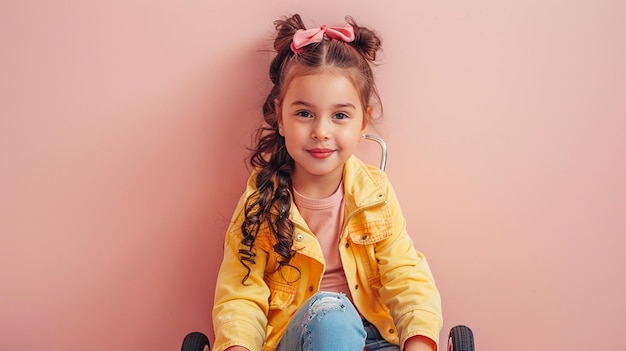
[[212, 156, 443, 351]]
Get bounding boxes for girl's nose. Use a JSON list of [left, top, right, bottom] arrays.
[[311, 118, 330, 140]]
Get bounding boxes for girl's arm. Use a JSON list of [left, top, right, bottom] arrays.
[[212, 193, 271, 351], [375, 182, 443, 349]]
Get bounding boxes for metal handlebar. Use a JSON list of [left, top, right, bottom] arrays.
[[363, 134, 387, 171]]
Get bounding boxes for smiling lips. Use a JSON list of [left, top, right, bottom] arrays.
[[308, 148, 335, 159]]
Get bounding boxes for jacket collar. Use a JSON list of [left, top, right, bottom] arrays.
[[288, 155, 387, 223], [251, 156, 389, 234], [342, 155, 388, 215]]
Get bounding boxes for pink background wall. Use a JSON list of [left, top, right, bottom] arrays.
[[1, 1, 624, 350]]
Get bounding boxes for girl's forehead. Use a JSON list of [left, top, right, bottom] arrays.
[[283, 69, 361, 95], [283, 72, 361, 101], [285, 65, 357, 83]]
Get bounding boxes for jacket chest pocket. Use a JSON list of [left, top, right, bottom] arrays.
[[348, 238, 381, 283]]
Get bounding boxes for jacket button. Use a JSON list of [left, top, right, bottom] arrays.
[[309, 285, 314, 292], [354, 284, 359, 290], [361, 235, 368, 241], [388, 328, 395, 334], [296, 234, 304, 241]]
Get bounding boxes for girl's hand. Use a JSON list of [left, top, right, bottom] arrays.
[[224, 347, 249, 351], [403, 335, 436, 351]]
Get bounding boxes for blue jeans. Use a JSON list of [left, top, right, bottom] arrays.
[[363, 319, 400, 351], [277, 292, 400, 351]]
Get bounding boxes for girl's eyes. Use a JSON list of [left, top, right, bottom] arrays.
[[294, 111, 350, 120], [333, 112, 349, 120]]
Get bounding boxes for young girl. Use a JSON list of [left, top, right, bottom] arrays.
[[212, 14, 442, 351]]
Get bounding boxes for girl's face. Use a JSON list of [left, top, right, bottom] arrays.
[[277, 71, 368, 195]]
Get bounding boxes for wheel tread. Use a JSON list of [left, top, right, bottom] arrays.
[[181, 331, 210, 351], [448, 325, 474, 351]]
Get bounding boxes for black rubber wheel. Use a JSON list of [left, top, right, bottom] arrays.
[[181, 332, 210, 351], [447, 325, 474, 351]]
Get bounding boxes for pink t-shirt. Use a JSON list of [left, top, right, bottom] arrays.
[[293, 184, 352, 299]]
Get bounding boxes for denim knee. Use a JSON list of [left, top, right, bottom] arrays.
[[301, 292, 365, 350]]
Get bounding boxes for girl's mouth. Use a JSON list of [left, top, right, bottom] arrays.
[[308, 148, 334, 159]]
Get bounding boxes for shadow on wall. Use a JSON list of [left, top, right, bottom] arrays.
[[171, 41, 272, 346], [0, 37, 272, 351]]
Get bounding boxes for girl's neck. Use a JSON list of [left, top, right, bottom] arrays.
[[292, 171, 343, 199]]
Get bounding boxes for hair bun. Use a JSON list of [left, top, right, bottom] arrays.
[[346, 16, 382, 62], [268, 14, 306, 84], [273, 14, 306, 52]]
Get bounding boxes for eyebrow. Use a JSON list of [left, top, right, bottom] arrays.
[[290, 100, 357, 110]]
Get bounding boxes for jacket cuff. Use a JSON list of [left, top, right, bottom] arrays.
[[396, 309, 443, 351], [213, 319, 265, 351]]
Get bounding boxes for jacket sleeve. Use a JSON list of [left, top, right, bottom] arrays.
[[376, 182, 443, 350], [212, 193, 270, 351]]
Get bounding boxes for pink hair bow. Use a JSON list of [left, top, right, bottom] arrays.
[[290, 24, 355, 54]]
